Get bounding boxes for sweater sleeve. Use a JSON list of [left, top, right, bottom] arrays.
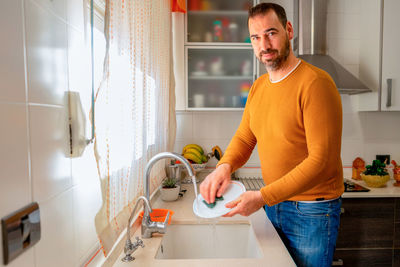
[[216, 87, 258, 172], [260, 77, 343, 206]]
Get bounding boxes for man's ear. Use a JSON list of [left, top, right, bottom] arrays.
[[286, 21, 294, 40]]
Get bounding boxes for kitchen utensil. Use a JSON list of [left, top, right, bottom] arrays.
[[193, 181, 245, 218]]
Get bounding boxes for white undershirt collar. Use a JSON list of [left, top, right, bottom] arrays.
[[269, 59, 302, 83]]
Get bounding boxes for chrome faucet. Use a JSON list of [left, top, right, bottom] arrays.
[[142, 152, 195, 238], [122, 196, 151, 262], [122, 152, 195, 262]]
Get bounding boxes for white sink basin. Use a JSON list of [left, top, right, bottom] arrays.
[[155, 223, 263, 259]]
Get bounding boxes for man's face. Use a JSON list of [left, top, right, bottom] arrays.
[[248, 11, 293, 72]]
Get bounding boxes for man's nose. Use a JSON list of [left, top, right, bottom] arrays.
[[260, 36, 271, 50]]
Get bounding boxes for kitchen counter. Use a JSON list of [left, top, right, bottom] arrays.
[[342, 178, 400, 198], [112, 184, 296, 267]]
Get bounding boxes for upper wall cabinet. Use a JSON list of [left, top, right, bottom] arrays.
[[358, 0, 399, 111], [380, 0, 400, 111], [184, 0, 255, 110]]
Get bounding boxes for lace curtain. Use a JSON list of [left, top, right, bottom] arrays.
[[93, 0, 176, 255]]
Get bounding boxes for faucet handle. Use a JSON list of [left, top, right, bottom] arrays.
[[163, 211, 171, 226], [135, 236, 145, 248]]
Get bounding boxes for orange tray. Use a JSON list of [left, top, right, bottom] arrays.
[[139, 209, 174, 225]]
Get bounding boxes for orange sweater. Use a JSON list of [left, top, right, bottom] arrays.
[[218, 60, 344, 206]]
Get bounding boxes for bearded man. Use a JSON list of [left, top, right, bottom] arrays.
[[200, 3, 344, 267]]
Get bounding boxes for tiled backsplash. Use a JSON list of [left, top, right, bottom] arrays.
[[175, 99, 400, 170]]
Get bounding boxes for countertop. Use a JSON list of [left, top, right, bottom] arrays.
[[342, 177, 400, 198], [113, 184, 296, 267]]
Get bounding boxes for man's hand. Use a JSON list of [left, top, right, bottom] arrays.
[[223, 191, 265, 217], [199, 163, 232, 204]]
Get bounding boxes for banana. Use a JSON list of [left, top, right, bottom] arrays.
[[212, 146, 223, 161], [201, 154, 208, 163], [183, 152, 203, 164], [182, 144, 204, 155], [184, 148, 203, 159]]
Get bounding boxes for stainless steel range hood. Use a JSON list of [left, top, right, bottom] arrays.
[[295, 0, 371, 95]]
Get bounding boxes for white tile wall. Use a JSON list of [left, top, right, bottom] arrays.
[[67, 0, 85, 31], [0, 103, 33, 267], [0, 103, 31, 215], [34, 188, 75, 267], [0, 0, 102, 266], [33, 0, 67, 22], [25, 0, 68, 106], [0, 0, 26, 103], [71, 143, 102, 261], [326, 0, 365, 77], [29, 105, 72, 202]]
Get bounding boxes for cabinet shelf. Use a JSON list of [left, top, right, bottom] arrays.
[[185, 42, 251, 46], [188, 10, 248, 16], [189, 75, 253, 80]]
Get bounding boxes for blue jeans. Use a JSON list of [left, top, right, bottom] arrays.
[[264, 198, 341, 267]]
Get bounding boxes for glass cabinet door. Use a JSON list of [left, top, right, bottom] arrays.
[[187, 47, 254, 109], [187, 0, 254, 44]]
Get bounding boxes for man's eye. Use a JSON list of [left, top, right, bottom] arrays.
[[251, 36, 258, 41]]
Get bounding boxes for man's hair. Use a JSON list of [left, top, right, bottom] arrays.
[[248, 3, 287, 28]]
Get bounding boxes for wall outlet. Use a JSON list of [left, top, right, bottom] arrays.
[[1, 202, 41, 265]]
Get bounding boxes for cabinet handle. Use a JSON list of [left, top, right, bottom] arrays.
[[386, 78, 392, 107], [332, 259, 344, 266]]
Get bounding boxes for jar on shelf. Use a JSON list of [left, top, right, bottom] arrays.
[[229, 22, 239, 42]]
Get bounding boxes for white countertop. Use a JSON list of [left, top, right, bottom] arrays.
[[342, 177, 400, 198], [112, 184, 296, 267]]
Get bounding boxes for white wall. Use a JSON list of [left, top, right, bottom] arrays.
[[0, 0, 102, 266]]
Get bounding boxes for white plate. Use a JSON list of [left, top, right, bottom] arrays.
[[193, 181, 246, 218]]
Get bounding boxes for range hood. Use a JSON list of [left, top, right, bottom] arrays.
[[295, 0, 371, 95]]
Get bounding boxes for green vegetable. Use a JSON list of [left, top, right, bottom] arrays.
[[363, 160, 389, 176]]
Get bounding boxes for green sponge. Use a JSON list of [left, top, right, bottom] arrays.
[[202, 200, 216, 208], [202, 195, 224, 209]]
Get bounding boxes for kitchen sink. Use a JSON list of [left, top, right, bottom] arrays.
[[155, 223, 263, 259]]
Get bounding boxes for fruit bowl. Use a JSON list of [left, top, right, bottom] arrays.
[[361, 174, 390, 188], [177, 162, 207, 173]]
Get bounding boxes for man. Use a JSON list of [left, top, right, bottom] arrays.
[[199, 3, 344, 267]]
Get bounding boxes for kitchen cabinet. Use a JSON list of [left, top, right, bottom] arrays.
[[358, 0, 400, 111], [333, 198, 400, 267], [184, 0, 255, 110], [379, 0, 400, 111], [181, 0, 296, 110]]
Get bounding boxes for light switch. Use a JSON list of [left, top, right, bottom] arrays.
[[1, 202, 40, 265]]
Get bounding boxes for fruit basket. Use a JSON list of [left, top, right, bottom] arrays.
[[177, 162, 207, 174], [361, 159, 390, 188], [361, 174, 390, 188]]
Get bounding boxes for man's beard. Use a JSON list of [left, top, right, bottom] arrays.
[[258, 35, 290, 72]]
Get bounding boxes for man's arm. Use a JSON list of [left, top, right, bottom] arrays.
[[200, 90, 258, 204]]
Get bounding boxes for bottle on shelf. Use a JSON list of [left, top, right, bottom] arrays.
[[240, 82, 251, 106], [222, 18, 231, 42], [229, 22, 239, 42], [213, 20, 223, 42]]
